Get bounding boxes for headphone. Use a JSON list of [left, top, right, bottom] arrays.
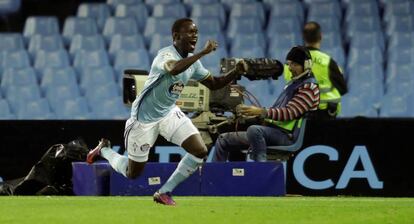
[[296, 46, 313, 71]]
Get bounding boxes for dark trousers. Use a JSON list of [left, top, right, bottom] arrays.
[[212, 125, 293, 162]]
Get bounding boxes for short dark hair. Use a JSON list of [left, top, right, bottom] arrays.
[[303, 21, 321, 44], [172, 18, 193, 34]]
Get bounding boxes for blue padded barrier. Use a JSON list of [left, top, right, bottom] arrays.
[[201, 162, 285, 196], [72, 162, 111, 196], [72, 161, 285, 196]]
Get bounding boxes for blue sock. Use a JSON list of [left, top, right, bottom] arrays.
[[101, 147, 128, 177], [159, 153, 203, 193]]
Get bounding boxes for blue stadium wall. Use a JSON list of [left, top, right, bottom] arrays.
[[0, 119, 413, 197]]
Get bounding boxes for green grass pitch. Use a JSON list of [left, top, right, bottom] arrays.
[[0, 196, 413, 224]]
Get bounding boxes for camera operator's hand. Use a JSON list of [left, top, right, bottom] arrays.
[[234, 59, 248, 74], [237, 104, 266, 117], [201, 40, 218, 55]]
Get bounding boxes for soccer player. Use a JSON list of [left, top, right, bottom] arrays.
[[87, 18, 247, 205]]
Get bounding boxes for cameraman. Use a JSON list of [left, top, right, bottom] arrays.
[[212, 46, 320, 162], [284, 22, 347, 119]]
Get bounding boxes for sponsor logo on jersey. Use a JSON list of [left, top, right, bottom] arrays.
[[169, 81, 184, 97]]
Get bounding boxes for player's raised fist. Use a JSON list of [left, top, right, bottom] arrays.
[[201, 40, 218, 55]]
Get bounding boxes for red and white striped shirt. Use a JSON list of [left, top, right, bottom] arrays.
[[266, 83, 320, 121]]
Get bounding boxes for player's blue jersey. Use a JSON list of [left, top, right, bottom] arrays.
[[131, 45, 210, 123]]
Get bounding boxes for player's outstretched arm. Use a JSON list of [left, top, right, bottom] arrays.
[[201, 60, 248, 90], [166, 40, 218, 76]]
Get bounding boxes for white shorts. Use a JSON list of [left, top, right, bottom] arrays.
[[124, 106, 199, 162]]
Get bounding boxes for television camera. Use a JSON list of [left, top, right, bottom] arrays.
[[123, 58, 283, 147]]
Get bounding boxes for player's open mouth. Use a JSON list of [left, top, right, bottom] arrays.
[[189, 40, 197, 48]]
